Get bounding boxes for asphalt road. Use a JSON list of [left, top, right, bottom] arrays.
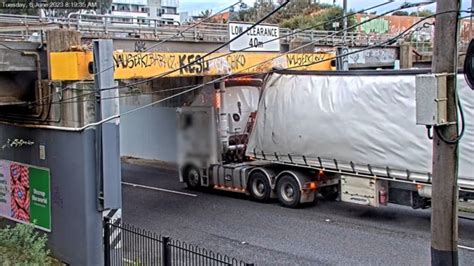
[[121, 162, 474, 266]]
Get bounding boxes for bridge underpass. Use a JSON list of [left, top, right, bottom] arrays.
[[0, 12, 410, 69], [0, 27, 336, 264], [0, 22, 409, 165], [0, 17, 419, 263]]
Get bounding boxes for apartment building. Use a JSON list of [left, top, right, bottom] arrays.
[[110, 0, 179, 24]]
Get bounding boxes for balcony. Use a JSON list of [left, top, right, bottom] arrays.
[[113, 0, 147, 5], [161, 0, 178, 8], [161, 13, 180, 22]]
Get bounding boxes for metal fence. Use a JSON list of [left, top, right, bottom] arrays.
[[104, 218, 254, 266], [0, 12, 404, 47]]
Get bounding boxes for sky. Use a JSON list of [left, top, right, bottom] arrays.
[[179, 0, 472, 15]]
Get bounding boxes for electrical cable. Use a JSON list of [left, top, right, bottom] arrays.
[[100, 0, 291, 88], [2, 1, 446, 127], [26, 1, 443, 110], [87, 0, 245, 79], [144, 1, 245, 52], [23, 0, 290, 108], [458, 245, 474, 251], [279, 10, 472, 74], [0, 42, 24, 53], [0, 0, 290, 123], [71, 7, 459, 130], [434, 9, 466, 145], [47, 83, 211, 105], [95, 0, 398, 90], [24, 0, 397, 108], [38, 0, 427, 107]]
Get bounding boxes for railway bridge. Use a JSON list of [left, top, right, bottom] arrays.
[[0, 12, 423, 265]]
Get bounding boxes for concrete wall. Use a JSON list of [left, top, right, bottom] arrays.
[[119, 82, 216, 163], [0, 125, 102, 265], [120, 95, 178, 163]]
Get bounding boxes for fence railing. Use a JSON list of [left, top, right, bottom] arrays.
[[0, 12, 407, 47], [104, 218, 253, 266]]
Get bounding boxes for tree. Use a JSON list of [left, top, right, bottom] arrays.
[[231, 0, 278, 23], [199, 9, 213, 19], [410, 9, 434, 17], [230, 0, 356, 31], [280, 7, 356, 31], [392, 11, 409, 16]]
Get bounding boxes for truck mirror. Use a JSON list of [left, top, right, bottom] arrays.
[[464, 39, 474, 90]]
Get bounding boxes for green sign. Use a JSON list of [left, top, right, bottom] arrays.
[[0, 160, 51, 232]]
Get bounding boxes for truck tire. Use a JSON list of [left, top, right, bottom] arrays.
[[320, 186, 339, 201], [276, 175, 301, 208], [184, 166, 201, 190], [248, 171, 271, 202]]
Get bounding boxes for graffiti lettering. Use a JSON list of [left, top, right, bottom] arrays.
[[226, 54, 247, 71], [360, 17, 389, 34], [178, 54, 210, 74], [114, 53, 177, 69], [286, 54, 326, 67], [348, 48, 396, 65]]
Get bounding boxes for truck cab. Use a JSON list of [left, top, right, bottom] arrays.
[[177, 78, 262, 184]]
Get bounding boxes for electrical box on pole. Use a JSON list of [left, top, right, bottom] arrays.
[[415, 74, 448, 126]]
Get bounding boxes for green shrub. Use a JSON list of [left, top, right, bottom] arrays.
[[0, 223, 51, 265]]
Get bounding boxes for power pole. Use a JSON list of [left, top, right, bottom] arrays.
[[431, 1, 461, 265]]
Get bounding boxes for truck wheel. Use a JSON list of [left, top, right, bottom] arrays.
[[320, 186, 339, 201], [184, 167, 201, 189], [276, 175, 301, 208], [248, 171, 271, 202]]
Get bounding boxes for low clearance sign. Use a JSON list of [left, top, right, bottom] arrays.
[[229, 22, 280, 52]]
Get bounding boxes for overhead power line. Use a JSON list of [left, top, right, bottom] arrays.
[[25, 0, 291, 108], [7, 0, 437, 125], [88, 0, 245, 79], [73, 5, 455, 131], [18, 7, 469, 129], [23, 0, 437, 113], [29, 0, 401, 108], [144, 1, 246, 52]]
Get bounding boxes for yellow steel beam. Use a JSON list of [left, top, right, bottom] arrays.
[[50, 51, 334, 81]]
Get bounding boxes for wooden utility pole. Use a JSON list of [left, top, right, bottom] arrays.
[[431, 1, 461, 265]]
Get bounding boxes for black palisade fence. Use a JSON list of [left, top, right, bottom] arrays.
[[104, 218, 254, 266]]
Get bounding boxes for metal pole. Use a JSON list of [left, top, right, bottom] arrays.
[[161, 236, 171, 266], [431, 1, 461, 265], [343, 0, 348, 44], [103, 217, 111, 266], [93, 39, 122, 210]]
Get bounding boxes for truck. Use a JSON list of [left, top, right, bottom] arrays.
[[177, 70, 474, 209]]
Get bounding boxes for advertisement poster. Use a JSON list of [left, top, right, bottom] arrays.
[[0, 160, 51, 232]]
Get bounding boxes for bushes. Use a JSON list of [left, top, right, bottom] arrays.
[[0, 222, 51, 265]]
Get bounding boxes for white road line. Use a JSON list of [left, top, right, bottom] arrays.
[[459, 245, 474, 251], [122, 181, 198, 197]]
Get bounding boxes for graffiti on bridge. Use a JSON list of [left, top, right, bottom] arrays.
[[109, 52, 334, 79]]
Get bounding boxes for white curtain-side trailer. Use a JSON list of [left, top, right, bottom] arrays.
[[177, 70, 474, 208]]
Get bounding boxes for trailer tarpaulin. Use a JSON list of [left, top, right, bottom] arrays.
[[246, 72, 474, 188]]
